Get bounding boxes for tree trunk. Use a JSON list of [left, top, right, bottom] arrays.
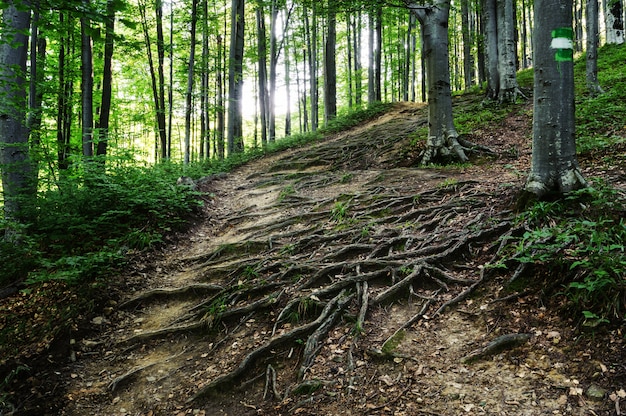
[[155, 0, 168, 159], [268, 0, 278, 142], [605, 0, 625, 44], [461, 0, 473, 90], [496, 0, 520, 103], [28, 10, 46, 188], [184, 0, 199, 164], [200, 0, 209, 159], [81, 1, 94, 158], [375, 6, 383, 101], [324, 0, 337, 123], [525, 0, 586, 197], [0, 3, 34, 222], [304, 3, 318, 131], [256, 4, 269, 146], [482, 0, 499, 99], [227, 0, 245, 154], [368, 12, 376, 103], [410, 1, 468, 165], [217, 34, 225, 159], [56, 12, 73, 171], [586, 0, 604, 95], [96, 0, 116, 159]]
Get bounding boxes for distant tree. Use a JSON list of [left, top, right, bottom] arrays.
[[184, 0, 199, 164], [324, 0, 337, 123], [0, 2, 35, 222], [525, 0, 587, 197], [604, 0, 624, 44], [586, 0, 604, 95], [80, 0, 94, 158], [95, 0, 117, 160]]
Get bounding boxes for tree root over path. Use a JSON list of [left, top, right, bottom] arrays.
[[118, 173, 517, 404]]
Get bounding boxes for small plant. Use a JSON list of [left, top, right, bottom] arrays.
[[278, 185, 296, 201], [340, 173, 353, 183], [437, 178, 458, 189], [331, 201, 349, 222]]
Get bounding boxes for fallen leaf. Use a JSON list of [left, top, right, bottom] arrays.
[[569, 387, 583, 396], [379, 375, 395, 386]]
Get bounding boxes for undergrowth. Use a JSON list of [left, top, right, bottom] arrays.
[[502, 180, 626, 325]]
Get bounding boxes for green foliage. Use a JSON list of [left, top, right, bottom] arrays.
[[278, 185, 296, 201], [507, 180, 626, 323], [575, 44, 626, 153]]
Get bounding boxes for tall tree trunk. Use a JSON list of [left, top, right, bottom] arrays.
[[139, 0, 167, 161], [284, 29, 292, 136], [461, 0, 473, 89], [368, 12, 376, 103], [81, 1, 94, 158], [525, 0, 586, 197], [375, 6, 383, 101], [0, 3, 34, 222], [586, 0, 604, 95], [324, 0, 337, 123], [184, 0, 198, 164], [410, 1, 468, 165], [28, 10, 46, 188], [256, 4, 269, 146], [268, 0, 278, 142], [96, 0, 116, 159], [304, 3, 318, 131], [482, 0, 499, 99], [56, 13, 73, 171], [217, 34, 225, 159], [353, 11, 363, 106], [496, 0, 520, 102], [200, 0, 209, 159], [155, 0, 168, 159], [227, 0, 245, 154]]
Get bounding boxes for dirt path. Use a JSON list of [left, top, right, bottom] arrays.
[[55, 101, 623, 416]]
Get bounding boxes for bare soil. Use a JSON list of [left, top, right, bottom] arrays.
[[3, 97, 625, 416]]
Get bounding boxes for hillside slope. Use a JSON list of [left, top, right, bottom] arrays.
[[5, 97, 625, 416]]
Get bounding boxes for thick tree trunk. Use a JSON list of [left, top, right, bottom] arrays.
[[496, 0, 520, 102], [482, 0, 499, 99], [227, 0, 245, 154], [0, 3, 34, 222], [586, 0, 604, 95], [525, 0, 586, 197], [410, 1, 468, 165]]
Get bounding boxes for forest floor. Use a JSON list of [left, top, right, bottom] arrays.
[[3, 96, 626, 415]]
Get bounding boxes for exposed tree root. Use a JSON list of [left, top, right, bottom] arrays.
[[116, 124, 522, 406], [120, 283, 223, 308]]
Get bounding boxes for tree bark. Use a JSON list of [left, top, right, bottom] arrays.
[[410, 1, 468, 165], [525, 0, 586, 197], [81, 1, 94, 158], [0, 2, 34, 222], [482, 0, 499, 99], [96, 0, 116, 159], [586, 0, 604, 95], [256, 4, 269, 146], [184, 0, 199, 164], [324, 0, 337, 123], [496, 0, 520, 103], [227, 0, 245, 154], [604, 0, 625, 44]]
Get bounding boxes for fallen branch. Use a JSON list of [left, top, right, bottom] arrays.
[[460, 333, 532, 364]]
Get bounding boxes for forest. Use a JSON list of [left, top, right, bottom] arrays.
[[1, 0, 625, 414]]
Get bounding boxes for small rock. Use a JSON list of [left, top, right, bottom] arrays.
[[92, 316, 105, 325], [586, 384, 606, 401]]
